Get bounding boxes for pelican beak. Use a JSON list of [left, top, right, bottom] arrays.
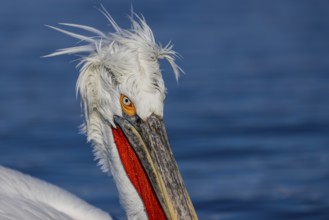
[[114, 114, 198, 220]]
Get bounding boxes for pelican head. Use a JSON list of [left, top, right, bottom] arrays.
[[47, 10, 197, 220]]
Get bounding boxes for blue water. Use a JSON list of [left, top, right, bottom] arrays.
[[1, 1, 329, 219]]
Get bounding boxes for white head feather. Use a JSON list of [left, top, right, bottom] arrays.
[[47, 10, 181, 172]]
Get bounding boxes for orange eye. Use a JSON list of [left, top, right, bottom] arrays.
[[120, 94, 136, 116]]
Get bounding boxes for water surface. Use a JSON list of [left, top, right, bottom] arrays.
[[0, 1, 329, 219]]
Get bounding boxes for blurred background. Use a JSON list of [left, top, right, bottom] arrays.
[[0, 0, 329, 219]]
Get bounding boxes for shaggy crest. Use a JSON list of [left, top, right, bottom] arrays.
[[46, 10, 181, 79]]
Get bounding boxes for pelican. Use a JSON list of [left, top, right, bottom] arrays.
[[0, 9, 198, 220]]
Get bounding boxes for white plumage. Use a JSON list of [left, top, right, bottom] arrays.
[[0, 8, 184, 220], [0, 166, 111, 220]]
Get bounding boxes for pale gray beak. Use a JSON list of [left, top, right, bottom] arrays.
[[114, 114, 198, 220]]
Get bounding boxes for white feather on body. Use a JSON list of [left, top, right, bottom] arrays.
[[0, 166, 111, 220]]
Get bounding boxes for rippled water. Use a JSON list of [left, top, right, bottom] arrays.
[[0, 1, 329, 219]]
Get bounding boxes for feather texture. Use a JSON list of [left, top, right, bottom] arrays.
[[47, 9, 182, 174], [0, 166, 112, 220]]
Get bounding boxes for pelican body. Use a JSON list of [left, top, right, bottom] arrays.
[[0, 9, 198, 220]]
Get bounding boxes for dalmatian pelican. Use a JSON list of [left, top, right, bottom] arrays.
[[0, 9, 198, 220]]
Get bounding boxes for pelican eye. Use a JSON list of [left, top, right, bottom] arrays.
[[120, 95, 136, 116]]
